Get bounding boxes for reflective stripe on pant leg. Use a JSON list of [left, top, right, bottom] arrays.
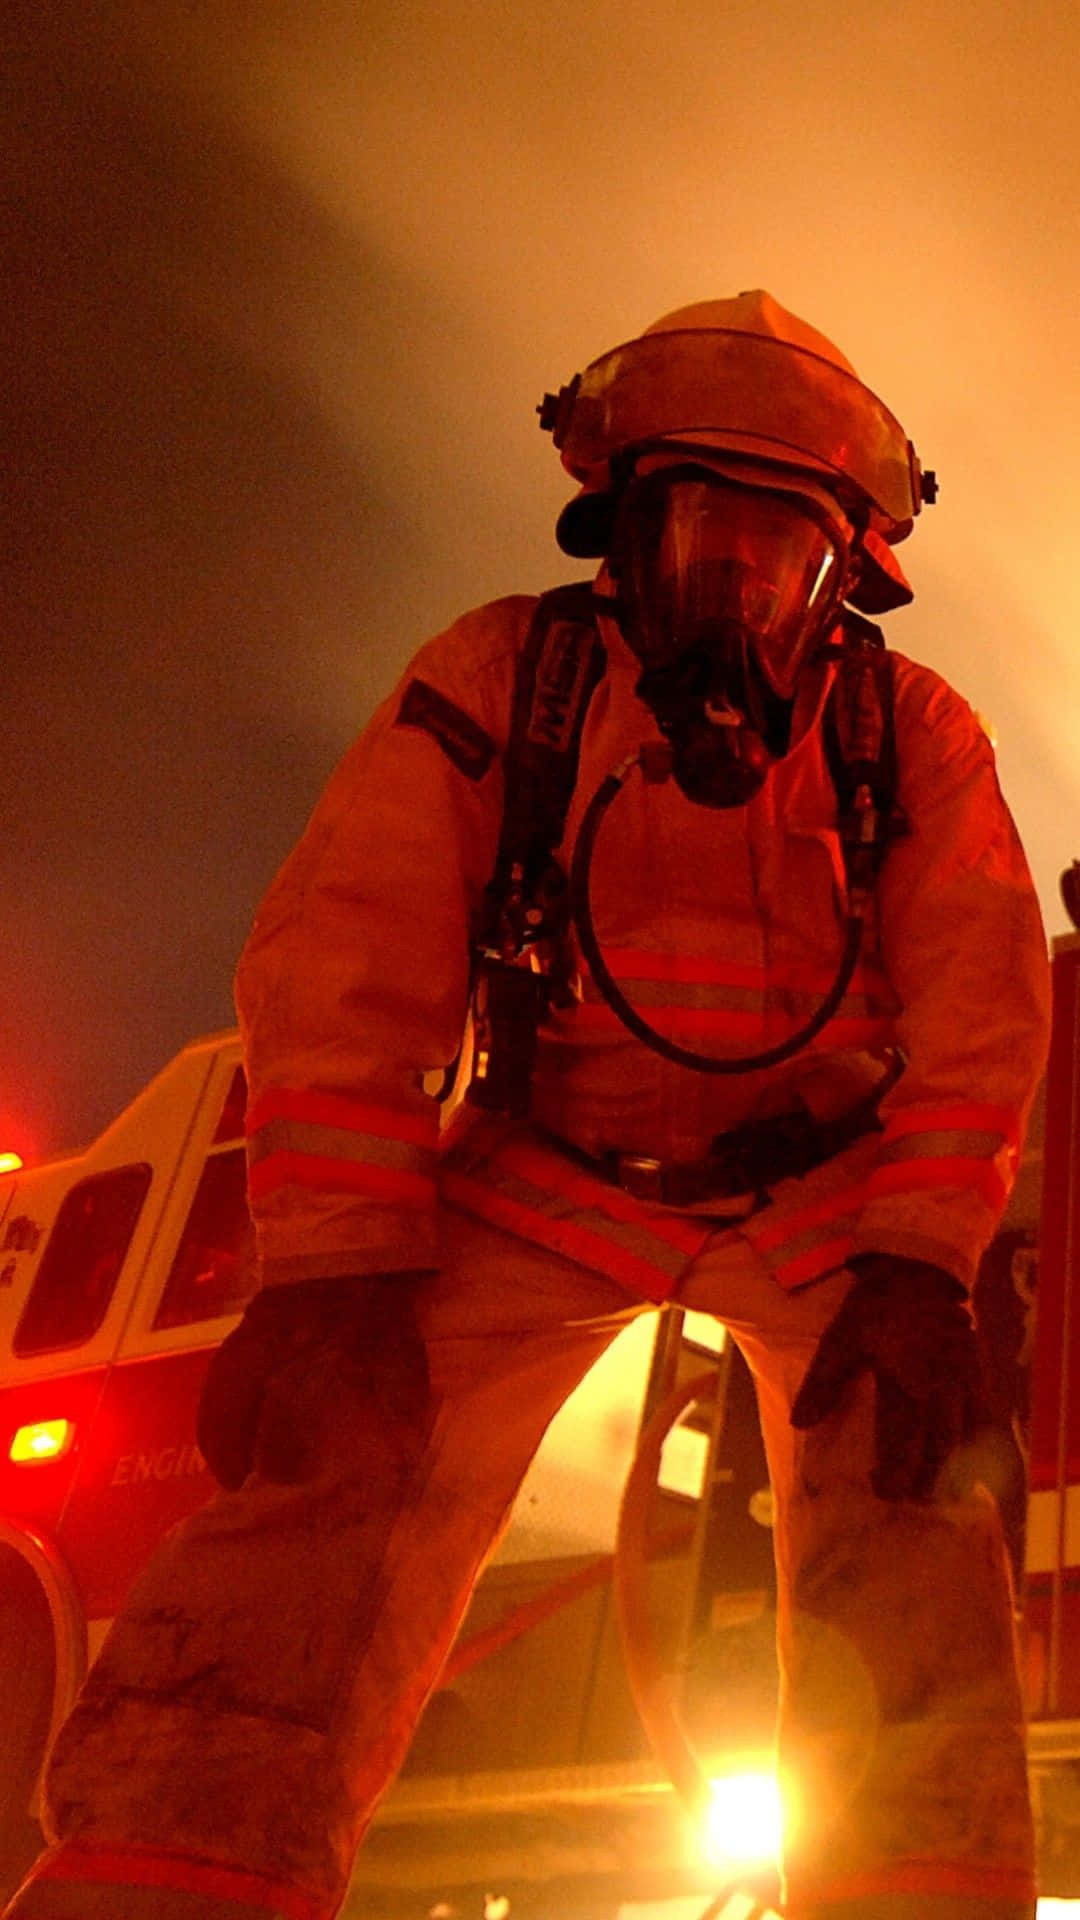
[[4, 1843, 328, 1919], [675, 1235, 1036, 1918], [36, 1220, 644, 1914]]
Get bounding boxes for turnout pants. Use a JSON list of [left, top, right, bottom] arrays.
[[6, 1206, 1035, 1920]]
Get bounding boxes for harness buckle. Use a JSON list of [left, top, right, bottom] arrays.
[[613, 1154, 667, 1203]]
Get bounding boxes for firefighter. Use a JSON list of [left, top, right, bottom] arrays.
[[7, 293, 1050, 1920]]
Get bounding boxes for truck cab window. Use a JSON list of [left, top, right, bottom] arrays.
[[13, 1164, 152, 1356], [153, 1148, 257, 1329]]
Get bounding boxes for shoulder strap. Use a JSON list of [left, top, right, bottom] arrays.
[[822, 610, 907, 899], [464, 584, 606, 1113], [485, 581, 607, 948]]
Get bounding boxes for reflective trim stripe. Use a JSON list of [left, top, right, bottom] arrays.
[[248, 1151, 436, 1208], [584, 948, 766, 987], [19, 1842, 329, 1919], [573, 1001, 892, 1049], [756, 1143, 1011, 1289], [870, 1107, 1018, 1212], [442, 1139, 711, 1302], [866, 1154, 1009, 1212], [245, 1089, 439, 1207], [881, 1102, 1020, 1149], [493, 1139, 709, 1255], [749, 1183, 867, 1290], [246, 1088, 437, 1150], [789, 1858, 1036, 1904], [879, 1129, 1010, 1161], [581, 981, 764, 1015], [575, 947, 895, 1050], [774, 1233, 857, 1290], [594, 947, 891, 997], [248, 1119, 438, 1179], [752, 1184, 868, 1254], [442, 1175, 680, 1301]]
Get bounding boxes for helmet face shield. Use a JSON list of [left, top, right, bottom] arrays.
[[611, 466, 852, 697]]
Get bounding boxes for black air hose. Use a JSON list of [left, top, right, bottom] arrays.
[[569, 753, 864, 1076]]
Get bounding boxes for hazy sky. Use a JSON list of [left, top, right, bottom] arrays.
[[7, 0, 1080, 1160]]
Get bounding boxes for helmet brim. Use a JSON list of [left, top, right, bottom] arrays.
[[547, 327, 924, 539]]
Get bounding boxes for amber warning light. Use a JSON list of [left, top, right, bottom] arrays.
[[10, 1420, 74, 1464]]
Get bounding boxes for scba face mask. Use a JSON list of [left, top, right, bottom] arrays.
[[610, 464, 854, 807]]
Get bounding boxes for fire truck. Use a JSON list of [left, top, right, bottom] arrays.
[[2, 935, 1080, 1918]]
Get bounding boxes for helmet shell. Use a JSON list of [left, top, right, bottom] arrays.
[[642, 290, 859, 373], [543, 291, 927, 610]]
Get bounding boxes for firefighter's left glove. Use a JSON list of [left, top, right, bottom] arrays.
[[197, 1271, 434, 1491], [789, 1254, 981, 1502]]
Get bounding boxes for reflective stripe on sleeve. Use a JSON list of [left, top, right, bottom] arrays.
[[880, 1102, 1021, 1149], [772, 1233, 859, 1290], [866, 1153, 1010, 1212], [872, 1106, 1021, 1214], [246, 1089, 438, 1208], [246, 1089, 438, 1147], [747, 1182, 868, 1290], [248, 1152, 436, 1207], [862, 1088, 1025, 1216], [747, 1135, 1013, 1289]]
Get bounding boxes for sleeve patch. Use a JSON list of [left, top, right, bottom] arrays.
[[396, 678, 497, 781]]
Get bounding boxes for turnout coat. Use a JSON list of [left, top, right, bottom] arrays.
[[235, 591, 1050, 1302]]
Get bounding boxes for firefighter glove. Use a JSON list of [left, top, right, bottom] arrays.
[[789, 1253, 981, 1502], [197, 1270, 434, 1490]]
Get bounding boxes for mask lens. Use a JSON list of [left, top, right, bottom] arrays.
[[613, 469, 848, 694]]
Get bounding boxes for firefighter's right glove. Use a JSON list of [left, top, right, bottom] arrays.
[[197, 1271, 433, 1491], [789, 1254, 981, 1502]]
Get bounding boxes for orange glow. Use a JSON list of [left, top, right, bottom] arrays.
[[0, 1151, 23, 1174], [10, 1419, 74, 1464]]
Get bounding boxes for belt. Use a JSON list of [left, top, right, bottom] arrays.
[[550, 1093, 885, 1211]]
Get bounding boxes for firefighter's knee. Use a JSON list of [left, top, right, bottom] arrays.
[[256, 1286, 435, 1486], [197, 1273, 436, 1490]]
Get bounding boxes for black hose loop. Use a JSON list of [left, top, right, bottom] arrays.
[[568, 753, 865, 1076]]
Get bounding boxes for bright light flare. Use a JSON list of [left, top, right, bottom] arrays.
[[0, 1150, 23, 1174], [700, 1770, 785, 1870], [10, 1419, 74, 1464]]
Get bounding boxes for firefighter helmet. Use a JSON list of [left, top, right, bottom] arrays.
[[538, 291, 935, 614]]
